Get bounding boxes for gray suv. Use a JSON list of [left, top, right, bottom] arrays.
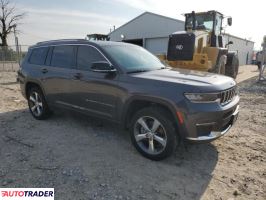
[[18, 39, 239, 160]]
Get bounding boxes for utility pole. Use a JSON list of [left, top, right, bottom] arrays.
[[13, 25, 19, 61]]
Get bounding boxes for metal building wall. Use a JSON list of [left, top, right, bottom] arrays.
[[223, 34, 255, 65], [109, 12, 184, 42]]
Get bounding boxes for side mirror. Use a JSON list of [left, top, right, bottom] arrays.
[[91, 61, 117, 73], [227, 17, 232, 26]]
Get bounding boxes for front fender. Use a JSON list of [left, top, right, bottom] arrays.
[[120, 95, 180, 130]]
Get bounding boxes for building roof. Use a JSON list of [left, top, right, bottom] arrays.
[[224, 33, 255, 43], [109, 11, 184, 36]]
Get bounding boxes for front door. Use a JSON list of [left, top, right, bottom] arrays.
[[68, 45, 120, 120]]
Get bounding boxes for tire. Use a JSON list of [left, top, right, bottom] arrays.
[[129, 107, 178, 161], [27, 86, 51, 120], [214, 55, 226, 75], [225, 54, 239, 79]]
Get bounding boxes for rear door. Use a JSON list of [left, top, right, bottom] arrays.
[[67, 45, 120, 120], [27, 46, 50, 96], [41, 45, 77, 106]]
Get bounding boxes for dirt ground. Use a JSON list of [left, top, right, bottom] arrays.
[[236, 65, 261, 83], [0, 71, 265, 200]]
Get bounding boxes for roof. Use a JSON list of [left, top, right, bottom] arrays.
[[32, 39, 130, 48], [184, 10, 224, 17], [36, 39, 87, 46], [109, 11, 184, 35], [224, 33, 255, 43]]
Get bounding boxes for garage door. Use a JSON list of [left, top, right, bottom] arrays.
[[145, 37, 169, 55]]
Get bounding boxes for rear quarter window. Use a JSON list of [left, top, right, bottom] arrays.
[[29, 47, 49, 65]]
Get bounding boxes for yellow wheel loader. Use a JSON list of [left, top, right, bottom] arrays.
[[158, 10, 239, 78]]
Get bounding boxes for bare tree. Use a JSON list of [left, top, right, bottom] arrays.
[[0, 0, 25, 46]]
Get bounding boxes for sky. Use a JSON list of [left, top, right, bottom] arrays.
[[8, 0, 265, 50]]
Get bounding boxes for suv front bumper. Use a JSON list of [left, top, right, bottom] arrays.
[[177, 95, 240, 143], [186, 105, 239, 142]]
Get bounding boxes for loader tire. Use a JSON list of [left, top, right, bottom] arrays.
[[214, 55, 226, 75], [225, 53, 239, 79]]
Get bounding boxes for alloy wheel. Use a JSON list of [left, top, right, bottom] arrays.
[[134, 116, 167, 155], [29, 91, 43, 117]]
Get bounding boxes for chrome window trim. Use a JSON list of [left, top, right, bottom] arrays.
[[30, 43, 113, 66]]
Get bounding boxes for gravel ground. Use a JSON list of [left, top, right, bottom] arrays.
[[0, 72, 265, 200]]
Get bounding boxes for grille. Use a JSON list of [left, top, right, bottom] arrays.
[[219, 87, 236, 105]]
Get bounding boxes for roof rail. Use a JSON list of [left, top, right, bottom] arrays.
[[36, 39, 86, 45]]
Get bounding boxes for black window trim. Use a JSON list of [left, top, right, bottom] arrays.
[[30, 44, 113, 66], [45, 46, 54, 66]]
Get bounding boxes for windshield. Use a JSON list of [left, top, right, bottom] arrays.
[[102, 45, 166, 73], [186, 14, 214, 31]]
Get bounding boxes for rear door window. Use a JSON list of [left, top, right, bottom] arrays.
[[77, 45, 106, 71], [29, 47, 49, 65], [51, 45, 75, 68]]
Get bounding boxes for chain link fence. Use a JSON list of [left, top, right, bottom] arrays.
[[0, 45, 29, 72]]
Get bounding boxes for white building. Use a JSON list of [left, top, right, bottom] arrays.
[[109, 12, 254, 66], [223, 34, 254, 65], [109, 12, 184, 55]]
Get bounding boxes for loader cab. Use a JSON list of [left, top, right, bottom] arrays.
[[185, 11, 224, 47], [85, 34, 110, 41]]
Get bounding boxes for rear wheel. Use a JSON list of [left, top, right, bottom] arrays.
[[129, 107, 178, 160], [27, 87, 51, 120]]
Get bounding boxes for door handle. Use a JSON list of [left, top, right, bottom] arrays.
[[41, 68, 48, 74], [74, 73, 82, 79]]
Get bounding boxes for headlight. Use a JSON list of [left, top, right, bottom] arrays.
[[184, 93, 220, 103]]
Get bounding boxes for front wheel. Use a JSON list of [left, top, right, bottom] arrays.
[[129, 107, 178, 160]]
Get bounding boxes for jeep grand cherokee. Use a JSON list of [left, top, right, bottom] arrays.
[[18, 39, 239, 160]]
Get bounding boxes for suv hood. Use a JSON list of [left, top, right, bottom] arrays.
[[129, 68, 236, 91]]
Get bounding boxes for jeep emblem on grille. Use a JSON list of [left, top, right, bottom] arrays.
[[176, 45, 183, 50]]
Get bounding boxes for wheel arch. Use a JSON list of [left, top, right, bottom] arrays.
[[25, 80, 45, 98], [121, 96, 180, 132]]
